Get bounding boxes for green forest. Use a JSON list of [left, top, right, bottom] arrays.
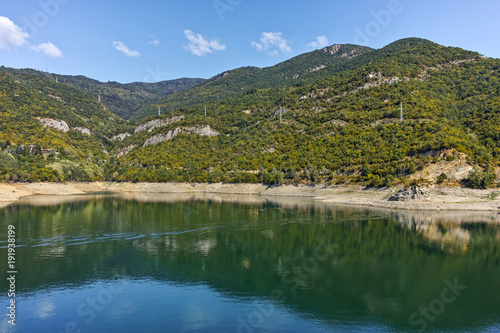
[[1, 38, 499, 188]]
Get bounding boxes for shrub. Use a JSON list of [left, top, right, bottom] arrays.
[[437, 172, 448, 184], [465, 167, 496, 189], [384, 174, 395, 187]]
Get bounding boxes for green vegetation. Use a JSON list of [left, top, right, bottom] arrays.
[[0, 69, 131, 182], [437, 173, 448, 184], [131, 43, 374, 120], [0, 67, 204, 119], [487, 191, 499, 200], [466, 167, 496, 189], [1, 38, 499, 186]]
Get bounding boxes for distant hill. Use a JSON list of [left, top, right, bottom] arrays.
[[131, 43, 374, 119], [134, 38, 476, 120], [0, 67, 205, 119]]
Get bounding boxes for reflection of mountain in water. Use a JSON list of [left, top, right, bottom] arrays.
[[393, 210, 500, 253], [1, 194, 499, 332]]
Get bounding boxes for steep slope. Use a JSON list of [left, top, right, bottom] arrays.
[[111, 38, 499, 186], [131, 44, 374, 120], [0, 69, 131, 182], [0, 67, 205, 119], [62, 76, 206, 119], [134, 38, 468, 121], [1, 38, 498, 186]]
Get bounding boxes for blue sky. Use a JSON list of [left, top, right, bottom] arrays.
[[1, 0, 499, 83]]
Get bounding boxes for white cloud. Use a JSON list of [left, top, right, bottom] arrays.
[[31, 42, 63, 58], [268, 50, 279, 57], [0, 16, 63, 58], [184, 30, 225, 56], [251, 32, 291, 56], [308, 35, 329, 49], [112, 41, 140, 57], [0, 16, 29, 50], [149, 39, 160, 46]]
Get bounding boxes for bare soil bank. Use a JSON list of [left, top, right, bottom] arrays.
[[1, 182, 500, 211]]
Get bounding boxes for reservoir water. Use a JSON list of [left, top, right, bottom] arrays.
[[1, 193, 499, 332]]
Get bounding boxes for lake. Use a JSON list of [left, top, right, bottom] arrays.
[[1, 192, 499, 332]]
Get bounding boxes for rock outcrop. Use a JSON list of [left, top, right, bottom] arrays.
[[36, 117, 92, 136], [323, 44, 342, 55], [36, 117, 70, 132], [185, 125, 219, 137], [73, 127, 91, 136], [143, 128, 182, 146], [143, 125, 219, 147], [410, 149, 472, 182], [134, 116, 185, 133], [114, 145, 137, 158], [112, 133, 131, 141], [389, 187, 429, 202]]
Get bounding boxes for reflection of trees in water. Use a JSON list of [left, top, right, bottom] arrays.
[[1, 196, 500, 331], [393, 210, 500, 253]]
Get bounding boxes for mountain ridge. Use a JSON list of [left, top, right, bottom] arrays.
[[133, 37, 475, 120], [132, 42, 376, 120], [0, 37, 498, 187], [0, 66, 205, 119]]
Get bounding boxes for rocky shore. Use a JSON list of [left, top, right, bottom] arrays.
[[1, 182, 500, 211]]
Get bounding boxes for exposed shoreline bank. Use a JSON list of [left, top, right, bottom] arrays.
[[1, 182, 500, 211]]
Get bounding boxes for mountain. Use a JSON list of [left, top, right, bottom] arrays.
[[135, 38, 480, 120], [1, 38, 499, 187], [0, 68, 131, 182], [0, 67, 205, 119], [110, 38, 499, 186], [131, 43, 374, 120]]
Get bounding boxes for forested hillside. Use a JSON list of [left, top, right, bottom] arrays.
[[1, 38, 499, 187], [0, 69, 131, 182], [131, 43, 374, 120], [0, 67, 205, 119]]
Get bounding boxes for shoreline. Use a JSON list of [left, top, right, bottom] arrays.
[[1, 182, 500, 211]]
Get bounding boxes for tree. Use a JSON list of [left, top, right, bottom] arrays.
[[465, 167, 496, 189], [273, 168, 284, 185], [437, 173, 448, 184]]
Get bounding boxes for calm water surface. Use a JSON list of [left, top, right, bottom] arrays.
[[1, 193, 500, 333]]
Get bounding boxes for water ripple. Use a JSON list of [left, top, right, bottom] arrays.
[[2, 225, 225, 249]]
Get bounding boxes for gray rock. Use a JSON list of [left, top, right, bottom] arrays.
[[114, 145, 137, 158], [143, 128, 181, 146], [189, 125, 219, 137], [73, 127, 91, 136], [134, 115, 185, 133], [112, 133, 131, 141], [389, 187, 429, 202], [36, 117, 70, 132], [143, 125, 219, 147]]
